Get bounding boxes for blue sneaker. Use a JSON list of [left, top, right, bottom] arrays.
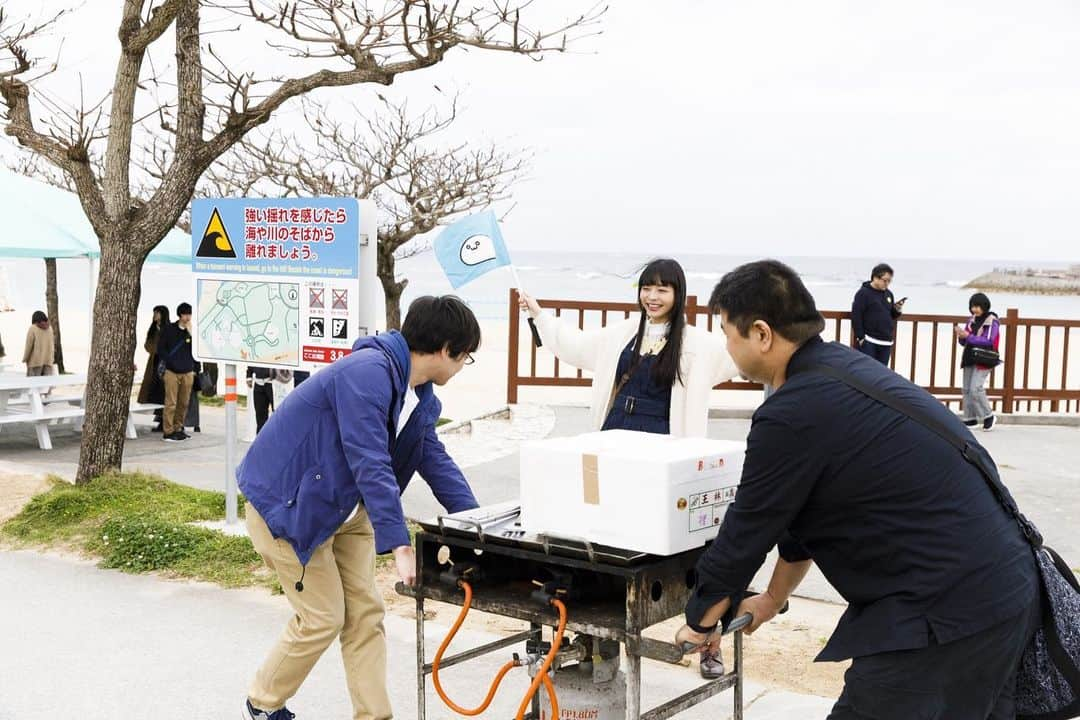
[[244, 699, 295, 720]]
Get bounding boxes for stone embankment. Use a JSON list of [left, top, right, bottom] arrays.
[[965, 272, 1080, 295]]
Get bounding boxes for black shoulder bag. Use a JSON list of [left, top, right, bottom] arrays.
[[809, 364, 1080, 720]]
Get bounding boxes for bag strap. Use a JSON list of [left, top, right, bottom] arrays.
[[806, 363, 1043, 548], [604, 336, 653, 416], [161, 326, 187, 361]]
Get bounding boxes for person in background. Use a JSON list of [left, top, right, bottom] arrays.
[[23, 310, 55, 377], [184, 361, 219, 434], [851, 263, 905, 365], [237, 295, 481, 720], [246, 366, 292, 433], [956, 292, 1000, 432], [137, 305, 169, 432], [292, 370, 310, 387], [185, 360, 203, 434], [157, 302, 195, 442], [519, 257, 738, 679]]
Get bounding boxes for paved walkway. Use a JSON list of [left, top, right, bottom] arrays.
[[1, 402, 1077, 718], [0, 549, 834, 719]]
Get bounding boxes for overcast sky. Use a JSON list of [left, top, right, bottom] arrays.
[[5, 1, 1080, 261]]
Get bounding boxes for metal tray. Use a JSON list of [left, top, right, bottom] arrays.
[[413, 501, 653, 566]]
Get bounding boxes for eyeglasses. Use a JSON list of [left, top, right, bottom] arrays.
[[462, 353, 475, 365]]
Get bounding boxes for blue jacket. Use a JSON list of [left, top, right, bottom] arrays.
[[236, 332, 479, 563]]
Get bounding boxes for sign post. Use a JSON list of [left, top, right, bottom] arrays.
[[190, 197, 378, 524], [224, 366, 238, 524]]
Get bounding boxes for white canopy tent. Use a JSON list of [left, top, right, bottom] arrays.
[[0, 168, 192, 308]]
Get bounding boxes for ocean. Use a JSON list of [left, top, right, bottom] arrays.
[[1, 252, 1077, 373], [396, 251, 1080, 322]]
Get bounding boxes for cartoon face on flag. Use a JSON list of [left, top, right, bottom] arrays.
[[433, 211, 512, 289]]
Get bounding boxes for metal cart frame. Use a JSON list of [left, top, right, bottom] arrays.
[[397, 528, 750, 720]]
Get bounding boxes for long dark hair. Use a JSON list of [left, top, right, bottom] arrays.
[[147, 305, 170, 344], [632, 258, 687, 387]]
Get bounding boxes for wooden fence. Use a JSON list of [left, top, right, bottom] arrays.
[[506, 289, 1080, 414]]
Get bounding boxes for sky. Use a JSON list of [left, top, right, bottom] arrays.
[[3, 0, 1080, 262]]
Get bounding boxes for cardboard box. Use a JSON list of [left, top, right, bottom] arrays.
[[519, 430, 745, 556]]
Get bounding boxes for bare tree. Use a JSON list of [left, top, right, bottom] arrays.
[[0, 2, 603, 483], [207, 95, 527, 329]]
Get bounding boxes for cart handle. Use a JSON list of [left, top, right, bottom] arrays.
[[679, 599, 790, 652], [435, 506, 522, 543], [536, 531, 597, 564]]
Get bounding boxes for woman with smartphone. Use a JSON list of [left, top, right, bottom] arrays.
[[955, 292, 1001, 431]]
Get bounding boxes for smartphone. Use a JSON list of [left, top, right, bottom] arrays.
[[898, 296, 908, 304]]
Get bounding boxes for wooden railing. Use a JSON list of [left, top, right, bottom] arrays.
[[506, 289, 1080, 414]]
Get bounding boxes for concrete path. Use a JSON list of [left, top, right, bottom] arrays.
[[2, 401, 1077, 718], [0, 549, 834, 719]]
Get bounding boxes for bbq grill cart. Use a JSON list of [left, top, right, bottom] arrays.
[[396, 503, 756, 720]]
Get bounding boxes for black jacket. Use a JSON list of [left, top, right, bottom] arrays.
[[851, 281, 901, 343], [246, 366, 275, 381], [685, 337, 1037, 661], [156, 321, 195, 374]]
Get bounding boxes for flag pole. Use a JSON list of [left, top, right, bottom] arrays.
[[509, 264, 543, 348]]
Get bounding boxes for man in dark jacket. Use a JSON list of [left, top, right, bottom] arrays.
[[238, 295, 481, 720], [851, 263, 905, 364], [676, 261, 1040, 719], [155, 302, 195, 442]]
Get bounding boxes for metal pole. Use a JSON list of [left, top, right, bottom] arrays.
[[224, 364, 238, 524], [625, 579, 642, 719], [733, 630, 743, 720], [416, 535, 427, 720]]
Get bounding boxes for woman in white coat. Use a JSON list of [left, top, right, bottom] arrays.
[[518, 258, 738, 438], [519, 258, 738, 679]]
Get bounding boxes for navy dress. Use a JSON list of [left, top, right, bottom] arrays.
[[601, 340, 672, 434]]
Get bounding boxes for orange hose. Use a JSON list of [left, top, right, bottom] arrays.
[[540, 672, 557, 718], [433, 581, 518, 716], [516, 598, 567, 720]]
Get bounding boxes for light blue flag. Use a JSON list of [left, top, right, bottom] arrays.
[[432, 211, 512, 289]]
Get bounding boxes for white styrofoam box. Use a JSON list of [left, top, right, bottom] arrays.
[[519, 430, 745, 556]]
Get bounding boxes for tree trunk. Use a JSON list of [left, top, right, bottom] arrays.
[[44, 257, 65, 374], [377, 245, 408, 330], [75, 236, 142, 484]]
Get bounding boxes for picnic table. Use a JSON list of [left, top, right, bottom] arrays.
[[0, 373, 91, 450], [0, 374, 162, 450]]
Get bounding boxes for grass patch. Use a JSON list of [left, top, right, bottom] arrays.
[[2, 471, 269, 590], [3, 471, 423, 590]]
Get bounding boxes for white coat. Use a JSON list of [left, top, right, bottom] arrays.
[[532, 312, 739, 437]]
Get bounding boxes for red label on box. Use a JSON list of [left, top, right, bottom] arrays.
[[303, 345, 351, 363]]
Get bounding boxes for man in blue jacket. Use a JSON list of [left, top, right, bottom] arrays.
[[851, 263, 905, 364], [239, 295, 481, 720], [677, 261, 1039, 719]]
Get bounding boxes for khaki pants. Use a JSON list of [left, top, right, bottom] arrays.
[[26, 365, 54, 377], [162, 370, 194, 435], [246, 505, 391, 720]]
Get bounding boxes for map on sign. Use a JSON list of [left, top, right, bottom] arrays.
[[196, 279, 300, 365]]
